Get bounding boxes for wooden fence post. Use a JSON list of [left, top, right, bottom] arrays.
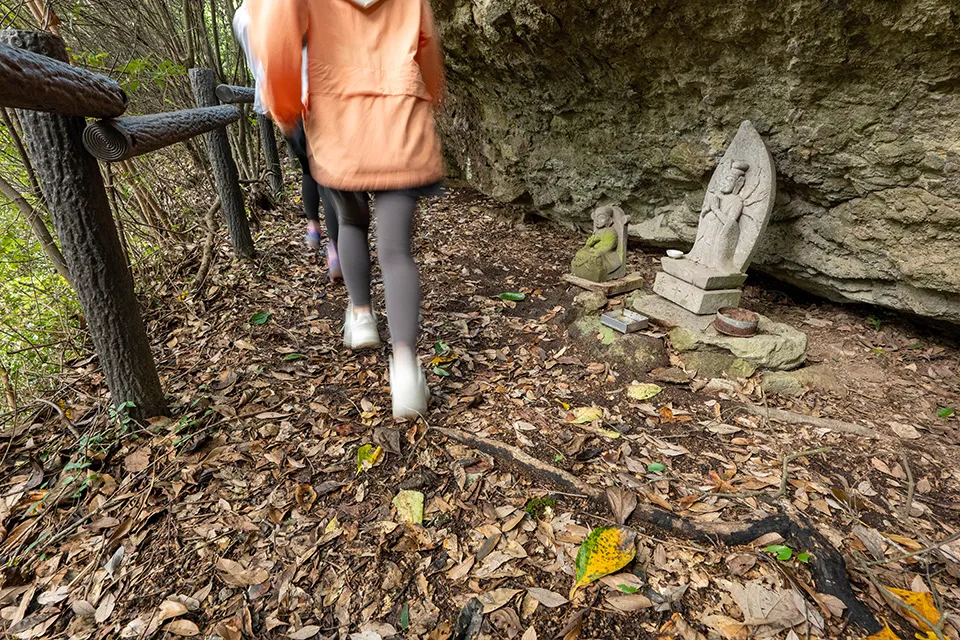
[[257, 113, 284, 199], [0, 30, 166, 420], [189, 68, 256, 259]]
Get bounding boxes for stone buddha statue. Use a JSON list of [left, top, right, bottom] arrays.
[[686, 160, 750, 272], [570, 205, 628, 282]]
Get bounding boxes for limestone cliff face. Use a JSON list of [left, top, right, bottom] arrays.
[[433, 0, 960, 322]]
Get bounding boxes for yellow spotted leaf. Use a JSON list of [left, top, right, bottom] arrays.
[[568, 406, 603, 424], [884, 586, 941, 639], [356, 444, 383, 474], [862, 621, 902, 640], [392, 490, 424, 524], [571, 526, 637, 597], [627, 383, 663, 401]]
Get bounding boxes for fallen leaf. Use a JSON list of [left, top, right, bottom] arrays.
[[521, 627, 537, 640], [216, 558, 269, 586], [96, 591, 117, 623], [568, 406, 603, 424], [627, 383, 663, 401], [889, 422, 921, 440], [478, 588, 522, 613], [863, 622, 902, 640], [572, 526, 637, 597], [605, 487, 637, 525], [288, 625, 321, 639], [607, 593, 653, 611], [164, 619, 201, 636], [700, 614, 747, 640], [525, 587, 568, 608], [295, 483, 317, 511], [447, 555, 475, 581], [392, 490, 425, 524], [158, 599, 189, 621], [884, 586, 941, 636], [357, 444, 384, 474]]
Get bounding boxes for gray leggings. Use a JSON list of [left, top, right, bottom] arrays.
[[332, 190, 420, 349]]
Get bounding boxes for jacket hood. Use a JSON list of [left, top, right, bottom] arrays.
[[344, 0, 387, 7]]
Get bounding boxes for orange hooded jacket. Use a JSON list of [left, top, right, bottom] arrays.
[[248, 0, 445, 192]]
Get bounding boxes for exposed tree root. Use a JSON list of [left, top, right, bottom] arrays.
[[740, 405, 883, 439], [436, 427, 882, 634]]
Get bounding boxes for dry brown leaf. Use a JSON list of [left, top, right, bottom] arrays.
[[478, 588, 522, 613], [521, 627, 537, 640], [164, 619, 201, 636], [447, 555, 475, 581], [288, 625, 321, 639], [525, 587, 568, 608], [123, 447, 151, 473], [158, 599, 189, 622], [605, 486, 638, 525], [700, 614, 747, 640], [216, 558, 269, 587], [95, 591, 117, 623], [606, 593, 653, 612]]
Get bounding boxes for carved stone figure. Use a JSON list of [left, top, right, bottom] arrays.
[[570, 205, 628, 282], [684, 123, 775, 275], [652, 121, 777, 315]]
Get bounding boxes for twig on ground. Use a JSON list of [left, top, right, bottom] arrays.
[[707, 446, 832, 500], [866, 531, 960, 567], [900, 450, 915, 520], [739, 405, 882, 438]]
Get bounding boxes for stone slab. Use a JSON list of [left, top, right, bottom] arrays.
[[564, 272, 644, 296], [631, 294, 807, 371], [653, 272, 741, 315], [661, 257, 747, 290]]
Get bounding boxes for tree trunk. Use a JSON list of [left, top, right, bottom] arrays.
[[189, 67, 256, 259], [257, 114, 283, 198], [0, 30, 166, 421], [0, 174, 72, 286]]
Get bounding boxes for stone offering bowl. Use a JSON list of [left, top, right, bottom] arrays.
[[666, 249, 684, 259], [715, 307, 759, 337]]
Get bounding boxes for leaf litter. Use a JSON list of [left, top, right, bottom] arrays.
[[0, 189, 957, 639]]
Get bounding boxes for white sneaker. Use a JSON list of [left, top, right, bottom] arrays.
[[343, 304, 381, 349], [390, 354, 430, 419]]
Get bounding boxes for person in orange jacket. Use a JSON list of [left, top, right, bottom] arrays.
[[249, 0, 445, 419]]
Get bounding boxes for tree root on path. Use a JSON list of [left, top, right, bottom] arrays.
[[739, 405, 883, 439], [436, 427, 882, 634]]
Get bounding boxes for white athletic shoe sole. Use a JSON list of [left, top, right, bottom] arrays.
[[343, 304, 381, 350], [390, 355, 430, 419]]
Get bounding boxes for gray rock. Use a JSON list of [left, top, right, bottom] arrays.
[[573, 290, 607, 313], [434, 0, 960, 323], [670, 315, 807, 371]]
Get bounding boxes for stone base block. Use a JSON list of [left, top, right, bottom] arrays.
[[631, 294, 807, 371], [661, 257, 747, 290], [653, 272, 741, 315], [564, 272, 644, 296]]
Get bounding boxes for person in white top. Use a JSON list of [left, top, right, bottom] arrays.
[[232, 1, 343, 280]]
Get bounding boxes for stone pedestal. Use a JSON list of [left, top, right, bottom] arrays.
[[653, 272, 741, 315]]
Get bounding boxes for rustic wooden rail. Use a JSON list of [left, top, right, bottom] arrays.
[[0, 28, 283, 421], [82, 106, 242, 162]]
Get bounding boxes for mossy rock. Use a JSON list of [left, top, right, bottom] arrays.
[[568, 315, 667, 373]]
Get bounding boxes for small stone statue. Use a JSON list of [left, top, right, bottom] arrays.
[[684, 123, 775, 275], [570, 205, 628, 282]]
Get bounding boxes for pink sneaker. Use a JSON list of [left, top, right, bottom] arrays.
[[327, 241, 342, 281]]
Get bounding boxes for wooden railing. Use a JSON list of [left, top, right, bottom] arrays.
[[0, 29, 284, 421]]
